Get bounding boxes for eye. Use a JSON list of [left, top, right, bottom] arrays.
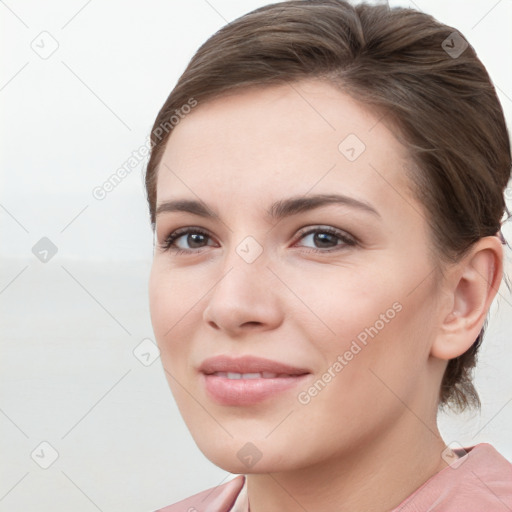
[[158, 225, 356, 255], [159, 227, 217, 254], [294, 226, 356, 252]]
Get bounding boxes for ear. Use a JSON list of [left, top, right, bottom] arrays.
[[431, 236, 503, 360]]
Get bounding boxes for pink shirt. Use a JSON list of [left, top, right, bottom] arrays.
[[156, 443, 512, 511]]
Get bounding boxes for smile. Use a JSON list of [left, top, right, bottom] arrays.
[[198, 355, 311, 406]]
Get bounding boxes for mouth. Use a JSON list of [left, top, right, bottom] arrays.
[[209, 371, 301, 379], [199, 355, 311, 406]]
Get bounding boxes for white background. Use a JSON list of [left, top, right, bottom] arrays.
[[1, 0, 511, 510]]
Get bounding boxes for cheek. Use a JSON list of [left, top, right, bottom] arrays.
[[149, 261, 201, 331], [332, 286, 437, 413], [148, 264, 171, 340], [149, 267, 198, 414], [279, 262, 401, 343], [297, 264, 435, 402], [148, 263, 196, 365], [289, 301, 431, 455]]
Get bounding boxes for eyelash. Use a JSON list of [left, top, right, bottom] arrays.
[[158, 226, 357, 255]]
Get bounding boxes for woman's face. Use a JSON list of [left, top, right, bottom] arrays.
[[149, 79, 447, 473]]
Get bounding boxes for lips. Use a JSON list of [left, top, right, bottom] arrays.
[[211, 371, 289, 379], [199, 355, 310, 406], [199, 355, 310, 376]]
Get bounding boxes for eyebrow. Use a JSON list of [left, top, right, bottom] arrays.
[[155, 193, 380, 221]]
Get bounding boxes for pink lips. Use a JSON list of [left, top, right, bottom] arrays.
[[199, 355, 310, 406]]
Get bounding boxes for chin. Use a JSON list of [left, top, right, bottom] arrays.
[[193, 435, 300, 474]]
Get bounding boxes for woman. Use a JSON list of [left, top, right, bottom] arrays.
[[145, 1, 512, 510]]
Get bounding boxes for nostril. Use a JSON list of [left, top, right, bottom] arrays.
[[242, 321, 263, 328]]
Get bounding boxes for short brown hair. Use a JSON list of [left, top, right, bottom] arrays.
[[145, 0, 511, 411]]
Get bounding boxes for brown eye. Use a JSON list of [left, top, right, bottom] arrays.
[[296, 227, 356, 252], [160, 228, 215, 253]]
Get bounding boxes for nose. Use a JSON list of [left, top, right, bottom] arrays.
[[202, 255, 283, 336]]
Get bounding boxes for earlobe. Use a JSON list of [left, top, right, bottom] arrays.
[[431, 236, 503, 361]]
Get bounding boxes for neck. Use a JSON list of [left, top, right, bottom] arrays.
[[246, 412, 448, 512]]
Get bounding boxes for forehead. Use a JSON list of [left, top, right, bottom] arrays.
[[156, 79, 414, 215]]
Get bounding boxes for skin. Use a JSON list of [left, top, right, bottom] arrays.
[[148, 78, 502, 512]]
